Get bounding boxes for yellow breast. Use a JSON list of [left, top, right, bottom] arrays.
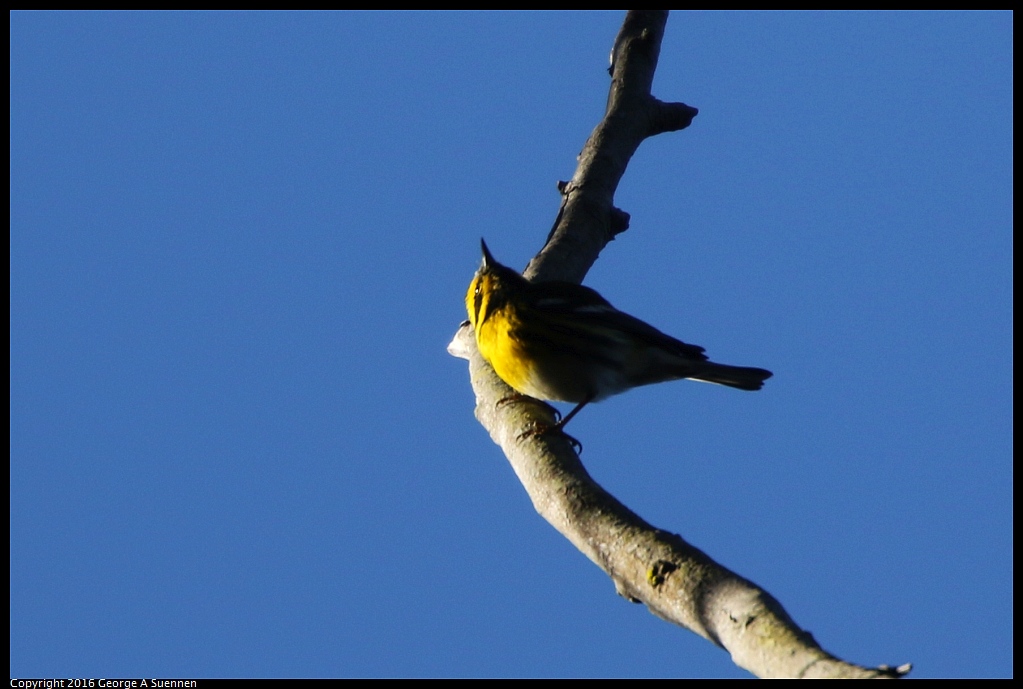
[[475, 303, 536, 395]]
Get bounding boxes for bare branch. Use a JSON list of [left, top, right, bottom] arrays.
[[524, 10, 696, 285], [449, 11, 909, 679]]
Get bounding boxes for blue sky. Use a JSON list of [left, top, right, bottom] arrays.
[[10, 11, 1012, 679]]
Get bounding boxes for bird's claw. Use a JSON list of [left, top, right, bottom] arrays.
[[497, 394, 580, 453], [516, 423, 583, 455], [496, 393, 561, 422]]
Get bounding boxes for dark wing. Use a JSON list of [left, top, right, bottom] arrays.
[[526, 280, 708, 361]]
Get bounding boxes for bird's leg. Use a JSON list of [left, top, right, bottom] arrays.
[[514, 395, 594, 455], [552, 398, 592, 431]]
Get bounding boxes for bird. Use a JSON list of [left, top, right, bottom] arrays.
[[465, 239, 772, 433]]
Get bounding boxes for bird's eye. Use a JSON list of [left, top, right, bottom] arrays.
[[473, 280, 485, 321]]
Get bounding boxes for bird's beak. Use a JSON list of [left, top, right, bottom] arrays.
[[480, 238, 495, 268]]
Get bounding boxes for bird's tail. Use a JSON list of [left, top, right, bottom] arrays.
[[689, 362, 773, 391]]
